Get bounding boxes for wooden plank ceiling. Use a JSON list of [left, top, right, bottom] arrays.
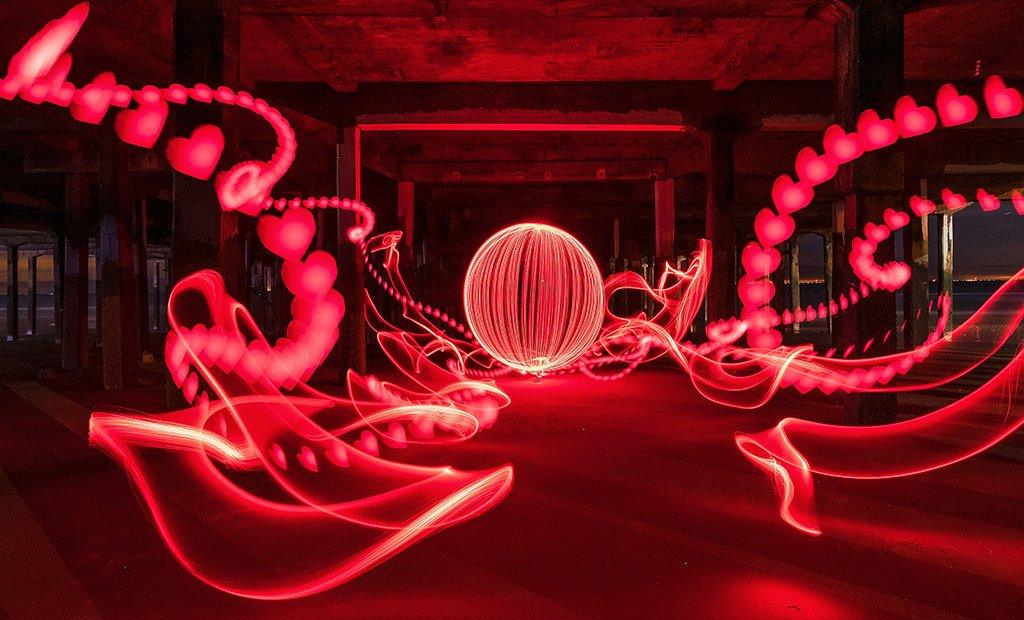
[[239, 0, 1024, 90]]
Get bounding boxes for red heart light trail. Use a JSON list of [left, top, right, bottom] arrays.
[[4, 1, 1024, 597]]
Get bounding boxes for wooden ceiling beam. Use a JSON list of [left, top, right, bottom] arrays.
[[240, 1, 822, 19], [397, 159, 668, 183]]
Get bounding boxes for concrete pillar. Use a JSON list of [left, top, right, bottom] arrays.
[[703, 125, 739, 322], [789, 238, 800, 334], [62, 172, 90, 369], [5, 245, 18, 341], [903, 181, 930, 347], [98, 132, 139, 390], [27, 255, 37, 336], [337, 125, 366, 374], [654, 177, 675, 267], [833, 0, 903, 424], [938, 210, 953, 335]]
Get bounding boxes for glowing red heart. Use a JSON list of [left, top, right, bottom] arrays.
[[794, 147, 837, 185], [705, 317, 746, 345], [856, 109, 898, 150], [20, 53, 72, 105], [281, 250, 337, 299], [935, 84, 978, 127], [740, 241, 781, 277], [864, 222, 890, 243], [754, 208, 795, 247], [771, 174, 813, 214], [257, 208, 315, 262], [909, 195, 936, 217], [893, 95, 937, 138], [977, 189, 1001, 212], [163, 83, 188, 104], [1, 2, 87, 99], [69, 71, 116, 124], [190, 83, 213, 103], [747, 328, 782, 350], [941, 188, 967, 211], [296, 446, 319, 472], [354, 430, 380, 456], [983, 75, 1023, 119], [1010, 190, 1024, 215], [738, 276, 776, 308], [882, 208, 910, 230], [822, 124, 863, 163], [886, 262, 911, 291], [114, 100, 168, 148], [166, 124, 224, 180]]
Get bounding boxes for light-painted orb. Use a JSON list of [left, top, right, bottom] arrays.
[[463, 223, 604, 375]]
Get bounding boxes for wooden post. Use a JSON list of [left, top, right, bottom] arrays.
[[337, 126, 366, 374], [903, 180, 930, 347], [169, 0, 243, 403], [834, 0, 903, 424], [703, 124, 739, 321], [136, 198, 150, 353], [789, 238, 800, 334], [98, 132, 139, 390], [822, 232, 833, 334], [171, 0, 244, 295], [53, 234, 64, 344], [62, 172, 90, 369], [27, 255, 37, 336], [612, 218, 621, 259], [938, 210, 953, 335], [5, 245, 18, 341], [397, 181, 415, 255], [654, 177, 675, 267]]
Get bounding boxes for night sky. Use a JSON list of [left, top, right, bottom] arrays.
[[798, 199, 1024, 280]]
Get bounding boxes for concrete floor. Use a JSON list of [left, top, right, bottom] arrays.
[[1, 336, 1023, 617]]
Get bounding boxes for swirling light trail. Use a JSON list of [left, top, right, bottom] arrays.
[[3, 3, 1024, 593], [1, 3, 515, 599]]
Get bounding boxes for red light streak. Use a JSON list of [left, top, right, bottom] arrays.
[[4, 3, 1024, 587]]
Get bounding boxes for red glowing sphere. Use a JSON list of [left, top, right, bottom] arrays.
[[463, 223, 605, 375]]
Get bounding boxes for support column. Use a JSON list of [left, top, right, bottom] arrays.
[[833, 0, 903, 424], [612, 218, 621, 260], [98, 132, 139, 390], [170, 0, 243, 402], [397, 180, 415, 256], [53, 234, 64, 344], [654, 177, 675, 267], [789, 239, 800, 334], [336, 125, 365, 374], [5, 245, 18, 341], [62, 172, 89, 369], [703, 124, 739, 322], [171, 0, 244, 294], [27, 255, 37, 336], [823, 233, 833, 334], [136, 198, 150, 353], [903, 181, 930, 347], [938, 210, 953, 335]]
